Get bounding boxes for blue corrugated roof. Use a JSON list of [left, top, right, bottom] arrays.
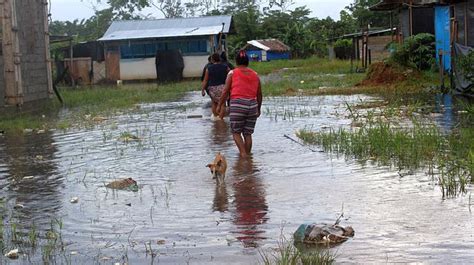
[[99, 15, 233, 41]]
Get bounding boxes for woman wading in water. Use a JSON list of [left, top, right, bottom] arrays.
[[217, 50, 262, 158], [202, 53, 229, 118]]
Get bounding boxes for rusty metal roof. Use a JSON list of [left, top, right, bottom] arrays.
[[99, 15, 233, 41], [244, 39, 290, 52], [370, 0, 441, 11]]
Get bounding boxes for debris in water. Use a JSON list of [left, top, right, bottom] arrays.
[[13, 204, 24, 209], [70, 197, 79, 203], [118, 132, 140, 142], [187, 114, 203, 119], [70, 251, 78, 255], [294, 223, 354, 245], [157, 239, 166, 245], [35, 155, 44, 160], [4, 249, 19, 259], [23, 176, 34, 180], [92, 116, 108, 122], [106, 178, 139, 192], [125, 203, 131, 206]]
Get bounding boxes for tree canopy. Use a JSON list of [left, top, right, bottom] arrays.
[[51, 0, 396, 58]]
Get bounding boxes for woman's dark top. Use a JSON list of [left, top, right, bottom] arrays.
[[207, 63, 228, 86]]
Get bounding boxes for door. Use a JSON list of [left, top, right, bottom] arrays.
[[105, 49, 120, 81], [435, 6, 451, 72]]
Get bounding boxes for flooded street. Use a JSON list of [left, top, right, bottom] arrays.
[[1, 92, 473, 264]]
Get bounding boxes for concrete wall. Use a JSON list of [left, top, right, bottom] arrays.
[[17, 0, 51, 103], [0, 56, 4, 107], [0, 0, 51, 106], [119, 55, 208, 80]]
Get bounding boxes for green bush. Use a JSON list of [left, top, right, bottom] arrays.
[[333, 39, 352, 59], [458, 50, 474, 82], [390, 33, 436, 70]]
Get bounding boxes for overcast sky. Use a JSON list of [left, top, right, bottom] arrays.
[[50, 0, 354, 21]]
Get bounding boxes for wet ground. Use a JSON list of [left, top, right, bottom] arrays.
[[0, 92, 473, 264]]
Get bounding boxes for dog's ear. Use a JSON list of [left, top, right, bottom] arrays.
[[206, 164, 213, 168]]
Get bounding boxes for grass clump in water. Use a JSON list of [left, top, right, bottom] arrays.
[[260, 237, 335, 265], [0, 80, 199, 133], [297, 120, 473, 198]]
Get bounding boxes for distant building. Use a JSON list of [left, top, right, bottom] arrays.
[[98, 15, 234, 82], [371, 0, 474, 71], [329, 28, 396, 64], [0, 0, 52, 107], [243, 39, 291, 62]]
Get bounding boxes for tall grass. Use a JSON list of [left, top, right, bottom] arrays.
[[297, 120, 473, 198]]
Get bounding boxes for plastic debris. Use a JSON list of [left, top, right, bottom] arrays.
[[70, 197, 79, 203], [5, 249, 19, 259], [294, 223, 354, 245]]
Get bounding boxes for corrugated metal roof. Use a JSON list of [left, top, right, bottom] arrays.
[[245, 39, 290, 52], [99, 15, 233, 41]]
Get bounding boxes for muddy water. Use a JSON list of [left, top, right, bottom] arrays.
[[0, 93, 472, 264]]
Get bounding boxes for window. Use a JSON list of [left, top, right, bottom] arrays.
[[120, 38, 208, 59]]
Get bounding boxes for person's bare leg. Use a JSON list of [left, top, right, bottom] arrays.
[[211, 102, 219, 117], [218, 104, 226, 119], [244, 134, 252, 154], [233, 133, 248, 158]]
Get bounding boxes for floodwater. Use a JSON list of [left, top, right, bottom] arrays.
[[0, 93, 472, 264]]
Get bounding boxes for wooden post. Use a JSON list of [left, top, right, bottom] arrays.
[[1, 0, 23, 106], [409, 0, 413, 36], [464, 2, 468, 46], [69, 39, 75, 86], [43, 0, 53, 95], [390, 11, 394, 41], [439, 50, 445, 91]]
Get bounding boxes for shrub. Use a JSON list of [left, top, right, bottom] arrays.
[[457, 50, 474, 82], [390, 33, 436, 70], [333, 39, 352, 59]]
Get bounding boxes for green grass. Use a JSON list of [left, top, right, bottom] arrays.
[[251, 57, 355, 75], [0, 80, 199, 133], [251, 57, 439, 100]]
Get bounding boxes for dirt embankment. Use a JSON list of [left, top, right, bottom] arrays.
[[358, 62, 416, 86]]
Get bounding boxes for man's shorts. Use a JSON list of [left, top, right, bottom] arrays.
[[229, 98, 258, 135]]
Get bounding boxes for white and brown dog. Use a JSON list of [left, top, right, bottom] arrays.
[[206, 152, 227, 184]]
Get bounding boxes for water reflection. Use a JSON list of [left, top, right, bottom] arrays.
[[434, 94, 455, 132], [210, 119, 231, 147], [213, 184, 229, 212], [0, 132, 62, 226], [231, 157, 268, 248]]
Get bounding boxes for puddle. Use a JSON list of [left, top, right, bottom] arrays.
[[0, 92, 472, 264]]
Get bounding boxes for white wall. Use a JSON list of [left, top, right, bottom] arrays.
[[119, 55, 208, 80]]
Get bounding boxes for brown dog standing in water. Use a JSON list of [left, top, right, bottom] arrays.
[[206, 152, 227, 184]]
